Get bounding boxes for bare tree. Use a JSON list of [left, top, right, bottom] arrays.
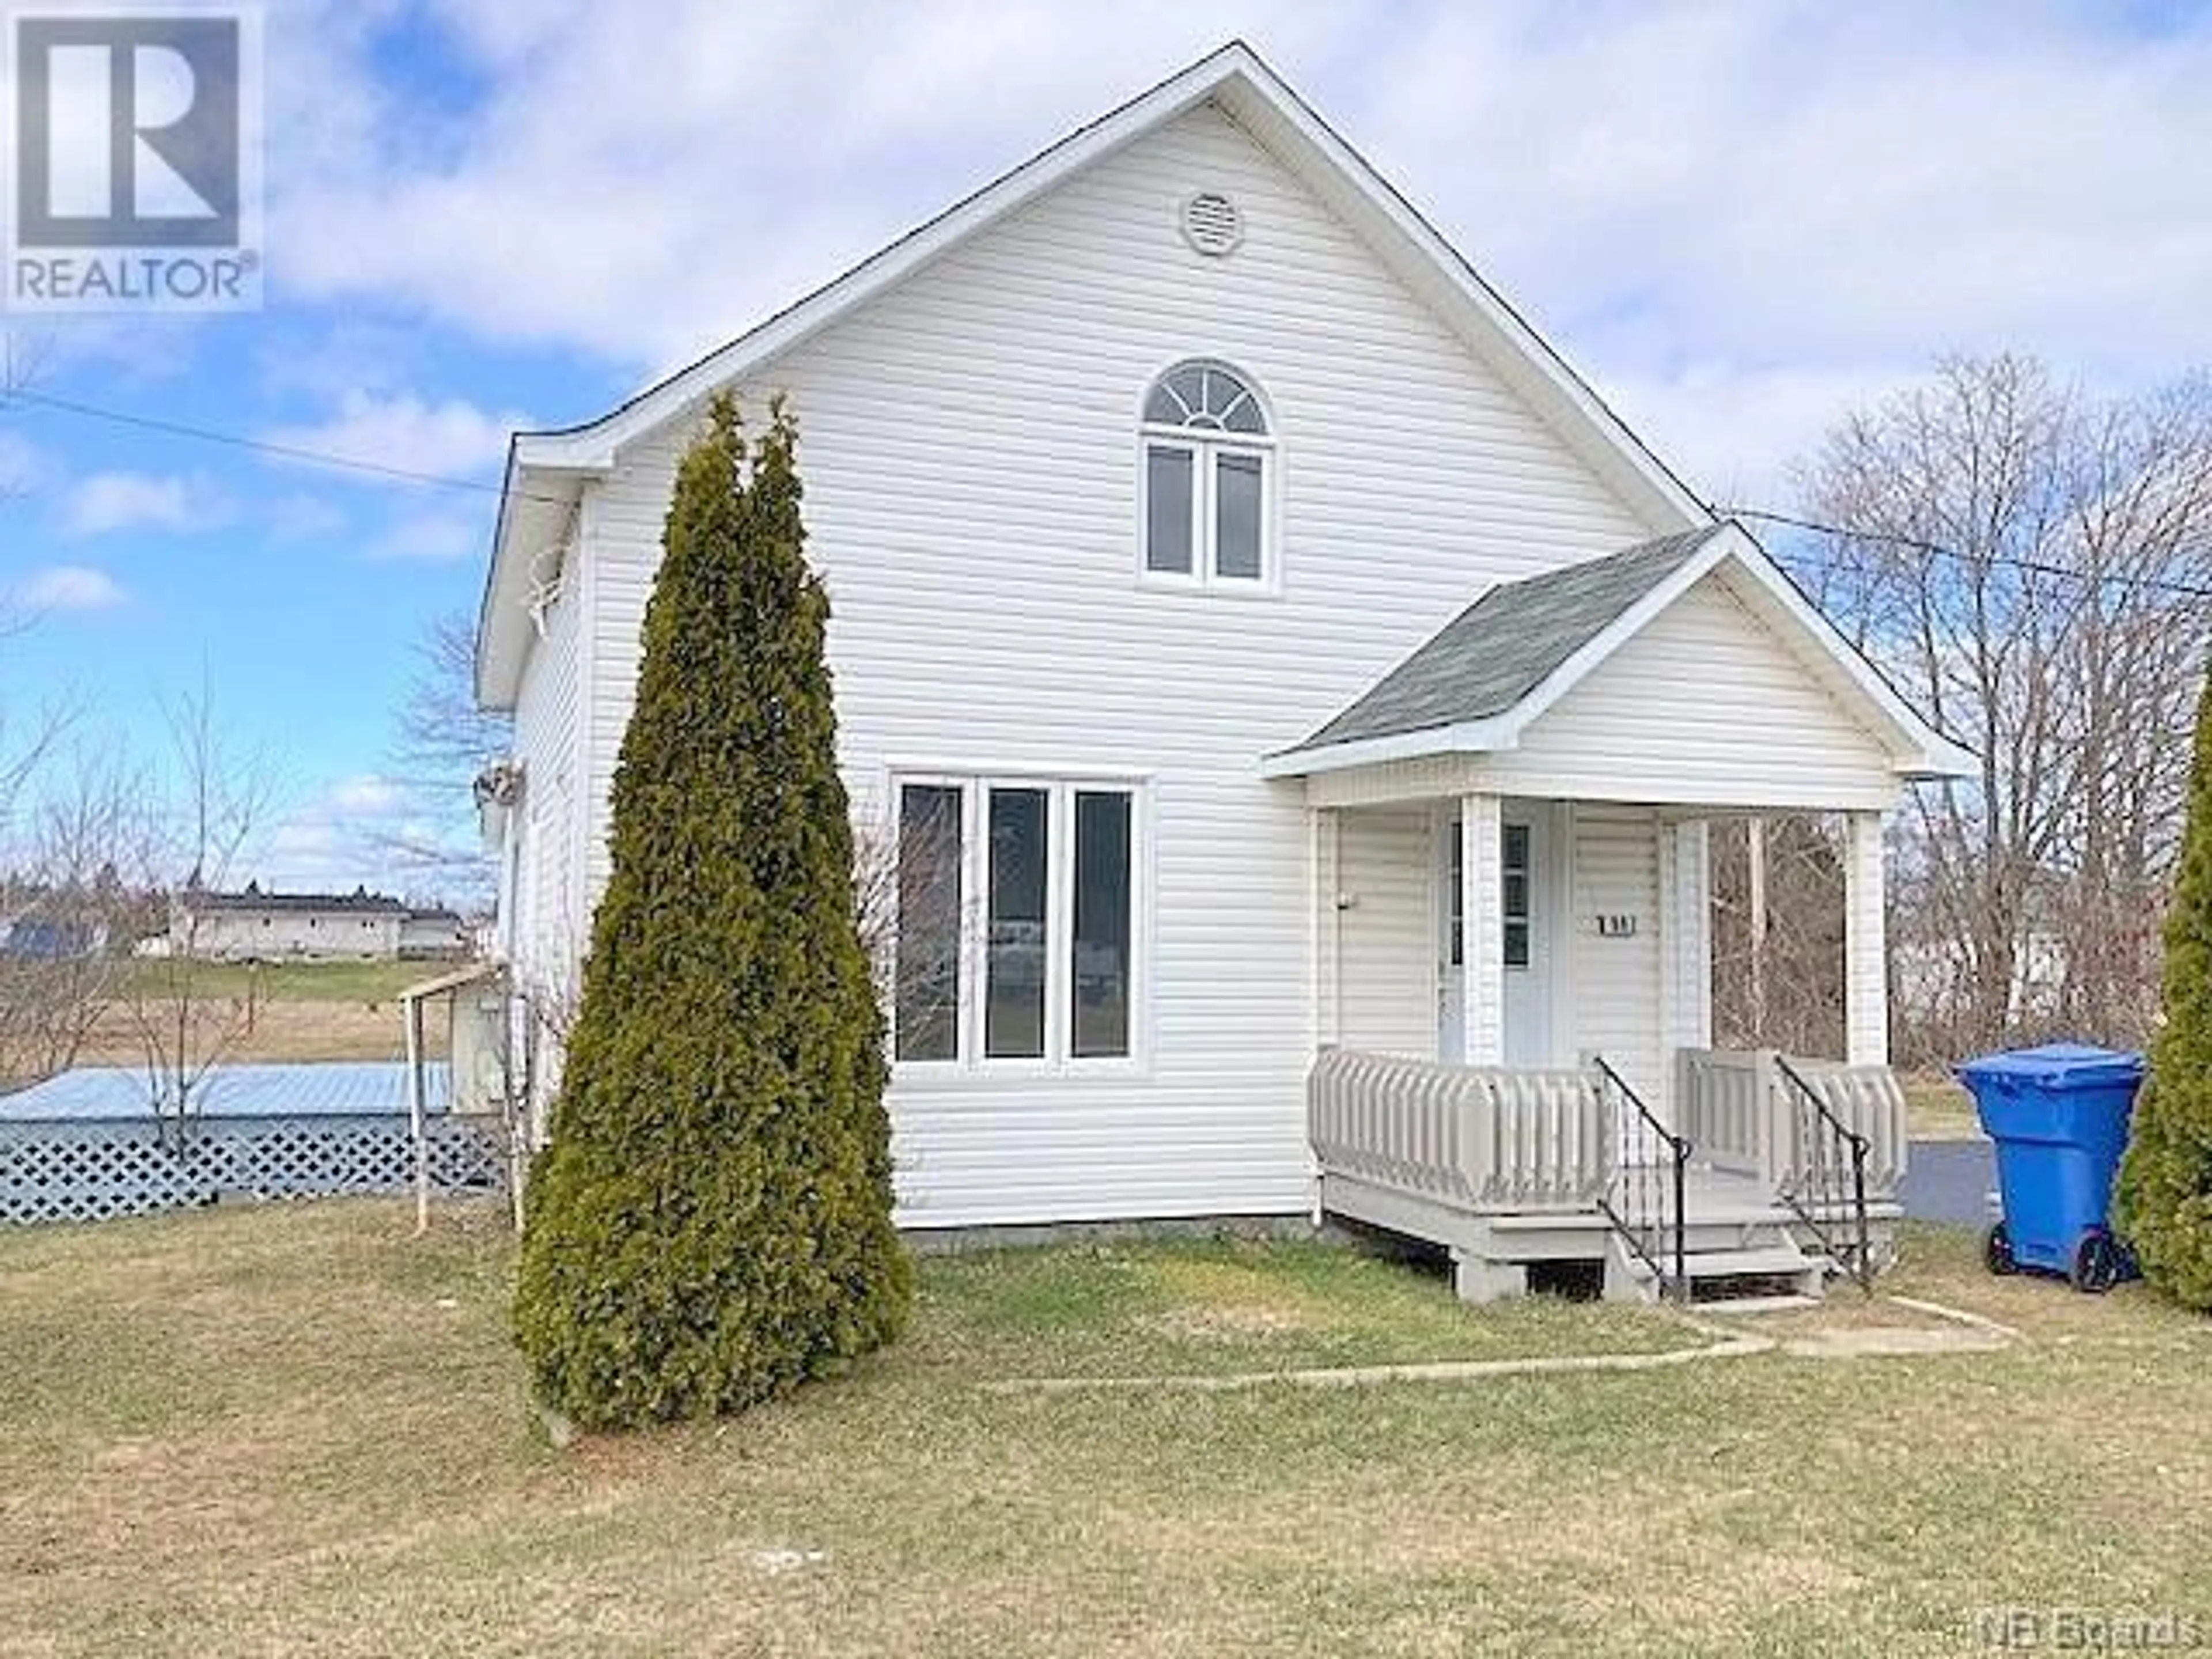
[[374, 609, 512, 901], [1709, 814, 1847, 1057], [116, 690, 276, 1146], [0, 749, 141, 1088], [0, 327, 106, 1088], [1790, 355, 2212, 1059]]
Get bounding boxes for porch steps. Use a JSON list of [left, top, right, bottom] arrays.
[[1604, 1235, 1831, 1304], [1691, 1293, 1823, 1316]]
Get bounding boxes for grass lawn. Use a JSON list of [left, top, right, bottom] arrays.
[[1902, 1071, 1983, 1140], [915, 1234, 1692, 1380], [3, 1204, 2209, 1656], [71, 960, 458, 1067], [114, 956, 441, 1005]]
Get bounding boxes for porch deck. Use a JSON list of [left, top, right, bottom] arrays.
[[1309, 1047, 1907, 1302]]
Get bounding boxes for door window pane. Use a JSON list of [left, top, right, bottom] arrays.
[[1146, 446, 1194, 573], [1215, 450, 1264, 579], [895, 785, 963, 1061], [1071, 792, 1132, 1058], [985, 788, 1050, 1058]]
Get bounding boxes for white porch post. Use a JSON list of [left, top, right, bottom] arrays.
[[1460, 793, 1505, 1066], [1657, 817, 1711, 1127], [1668, 819, 1712, 1053], [1844, 810, 1889, 1066]]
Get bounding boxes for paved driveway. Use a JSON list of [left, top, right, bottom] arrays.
[[1903, 1138, 1994, 1226]]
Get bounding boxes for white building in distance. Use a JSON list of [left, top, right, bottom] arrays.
[[170, 882, 467, 961]]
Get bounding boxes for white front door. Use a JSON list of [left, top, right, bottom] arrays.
[[1438, 807, 1551, 1066]]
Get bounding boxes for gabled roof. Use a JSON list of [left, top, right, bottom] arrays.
[[1301, 528, 1724, 752], [1263, 522, 1977, 782], [477, 39, 1714, 707]]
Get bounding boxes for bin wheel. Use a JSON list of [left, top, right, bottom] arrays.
[[1983, 1222, 2017, 1277], [2070, 1230, 2122, 1294]]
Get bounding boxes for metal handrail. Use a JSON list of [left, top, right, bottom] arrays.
[[1775, 1055, 1873, 1293], [1591, 1055, 1690, 1302]]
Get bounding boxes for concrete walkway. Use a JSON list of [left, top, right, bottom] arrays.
[[986, 1295, 2017, 1394]]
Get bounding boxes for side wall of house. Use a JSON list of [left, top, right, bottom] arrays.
[[1567, 804, 1666, 1108], [563, 100, 1662, 1226], [503, 551, 584, 1091], [1332, 806, 1434, 1057]]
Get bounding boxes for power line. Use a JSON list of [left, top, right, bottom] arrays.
[[0, 385, 564, 505], [1721, 505, 2212, 603], [11, 381, 2212, 602]]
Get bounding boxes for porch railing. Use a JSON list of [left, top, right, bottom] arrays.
[[1677, 1048, 1906, 1205], [1777, 1058, 1907, 1199], [1591, 1055, 1690, 1301], [1308, 1048, 1609, 1215], [1677, 1047, 1775, 1183], [1775, 1055, 1876, 1291]]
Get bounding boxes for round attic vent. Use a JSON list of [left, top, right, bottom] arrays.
[[1180, 191, 1243, 256]]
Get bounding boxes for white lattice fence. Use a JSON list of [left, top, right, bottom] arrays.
[[0, 1113, 509, 1225]]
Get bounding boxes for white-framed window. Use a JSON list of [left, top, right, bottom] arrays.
[[891, 775, 1141, 1070], [1139, 360, 1274, 588]]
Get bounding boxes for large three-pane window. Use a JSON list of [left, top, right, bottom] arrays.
[[1141, 361, 1274, 587], [893, 778, 1139, 1067]]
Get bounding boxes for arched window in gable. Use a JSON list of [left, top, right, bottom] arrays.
[[1140, 361, 1274, 586]]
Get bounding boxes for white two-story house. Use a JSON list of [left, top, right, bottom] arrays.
[[476, 43, 1970, 1300]]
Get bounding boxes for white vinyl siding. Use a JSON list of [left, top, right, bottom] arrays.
[[548, 99, 1660, 1226], [507, 561, 581, 990], [503, 554, 584, 1116], [1568, 805, 1664, 1112], [1482, 572, 1903, 810], [1331, 806, 1433, 1056]]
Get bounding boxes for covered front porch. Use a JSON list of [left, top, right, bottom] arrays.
[[1262, 525, 1972, 1301], [1301, 788, 1906, 1303]]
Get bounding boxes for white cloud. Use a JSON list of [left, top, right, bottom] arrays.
[[266, 1, 2212, 500], [60, 471, 230, 536], [265, 491, 347, 540], [1599, 359, 1929, 510], [262, 389, 525, 483], [257, 774, 455, 897], [9, 563, 128, 612], [326, 775, 410, 816], [271, 1, 1359, 370], [369, 509, 486, 562]]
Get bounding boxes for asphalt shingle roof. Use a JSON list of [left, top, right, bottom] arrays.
[[1291, 527, 1724, 755]]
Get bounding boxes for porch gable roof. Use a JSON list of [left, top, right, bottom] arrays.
[[1296, 527, 1722, 752], [1263, 522, 1976, 785]]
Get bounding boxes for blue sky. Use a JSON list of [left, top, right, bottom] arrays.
[[5, 0, 2211, 898]]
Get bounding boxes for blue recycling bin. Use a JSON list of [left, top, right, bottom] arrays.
[[1955, 1043, 2143, 1292]]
